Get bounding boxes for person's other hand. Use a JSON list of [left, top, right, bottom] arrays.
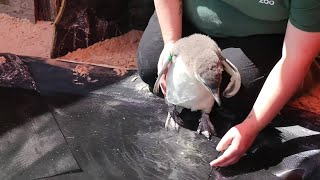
[[158, 42, 175, 96], [210, 122, 258, 167]]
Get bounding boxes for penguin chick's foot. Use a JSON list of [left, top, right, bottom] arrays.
[[197, 113, 217, 139], [165, 104, 183, 132], [165, 112, 180, 131]]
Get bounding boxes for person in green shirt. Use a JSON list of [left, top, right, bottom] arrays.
[[137, 0, 320, 167]]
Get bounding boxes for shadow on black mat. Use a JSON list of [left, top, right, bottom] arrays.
[[0, 88, 80, 180], [0, 53, 136, 110], [0, 53, 136, 179], [0, 52, 139, 113], [0, 88, 43, 136], [20, 55, 136, 95]]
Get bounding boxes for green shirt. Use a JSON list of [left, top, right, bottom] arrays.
[[184, 0, 320, 37]]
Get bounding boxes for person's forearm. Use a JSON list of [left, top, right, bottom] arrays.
[[243, 56, 313, 133], [154, 0, 182, 43], [242, 21, 320, 133]]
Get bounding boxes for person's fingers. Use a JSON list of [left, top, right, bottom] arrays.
[[210, 139, 239, 166], [216, 129, 235, 151], [215, 156, 239, 167]]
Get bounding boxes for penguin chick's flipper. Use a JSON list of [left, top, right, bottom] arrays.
[[197, 113, 217, 139], [165, 104, 184, 132], [153, 53, 174, 95]]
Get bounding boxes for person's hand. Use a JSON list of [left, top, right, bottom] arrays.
[[210, 122, 259, 167], [158, 42, 175, 96]]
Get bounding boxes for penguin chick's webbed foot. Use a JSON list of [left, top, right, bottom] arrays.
[[197, 113, 217, 139], [165, 104, 183, 132]]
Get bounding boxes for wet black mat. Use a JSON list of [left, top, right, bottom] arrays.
[[43, 76, 320, 180], [0, 88, 80, 180], [40, 172, 93, 180], [44, 92, 279, 180]]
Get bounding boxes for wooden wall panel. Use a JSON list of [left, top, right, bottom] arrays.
[[34, 0, 61, 21]]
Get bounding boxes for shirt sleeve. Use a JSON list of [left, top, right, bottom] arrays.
[[290, 0, 320, 32]]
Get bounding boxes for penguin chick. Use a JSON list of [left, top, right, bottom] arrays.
[[154, 33, 241, 139]]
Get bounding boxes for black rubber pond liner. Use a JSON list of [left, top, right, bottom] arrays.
[[0, 53, 319, 180], [0, 87, 80, 180], [0, 53, 135, 95]]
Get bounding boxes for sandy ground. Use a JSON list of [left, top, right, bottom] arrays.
[[288, 61, 320, 115], [289, 84, 320, 115], [0, 0, 35, 22], [0, 13, 142, 69], [0, 56, 6, 64], [61, 30, 143, 69], [0, 13, 54, 57]]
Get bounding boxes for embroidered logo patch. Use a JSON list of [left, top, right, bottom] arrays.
[[259, 0, 275, 5]]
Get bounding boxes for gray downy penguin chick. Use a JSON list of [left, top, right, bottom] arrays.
[[154, 33, 241, 139]]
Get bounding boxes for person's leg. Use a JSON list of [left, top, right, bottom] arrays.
[[212, 34, 284, 121], [137, 12, 163, 90]]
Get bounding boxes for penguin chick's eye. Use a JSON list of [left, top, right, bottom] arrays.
[[208, 64, 222, 72], [209, 65, 214, 71]]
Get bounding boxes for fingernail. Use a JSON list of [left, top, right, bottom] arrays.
[[216, 144, 222, 151], [210, 161, 216, 166]]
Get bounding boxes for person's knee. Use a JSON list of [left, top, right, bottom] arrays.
[[137, 48, 156, 87], [137, 48, 164, 98], [136, 13, 163, 87], [221, 48, 264, 89]]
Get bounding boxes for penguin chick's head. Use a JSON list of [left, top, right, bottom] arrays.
[[171, 33, 242, 103], [173, 34, 223, 67], [172, 34, 224, 88]]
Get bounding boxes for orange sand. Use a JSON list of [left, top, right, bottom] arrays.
[[73, 65, 89, 77], [60, 30, 143, 69], [289, 84, 320, 115], [0, 56, 6, 64], [0, 13, 54, 58], [0, 13, 142, 69], [289, 60, 320, 115]]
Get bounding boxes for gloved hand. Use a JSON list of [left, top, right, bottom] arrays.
[[157, 42, 175, 96]]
